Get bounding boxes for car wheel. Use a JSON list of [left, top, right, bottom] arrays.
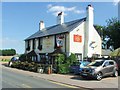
[[113, 70, 118, 77], [96, 72, 102, 81]]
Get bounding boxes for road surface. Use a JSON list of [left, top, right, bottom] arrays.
[[1, 63, 119, 90], [2, 66, 74, 88]]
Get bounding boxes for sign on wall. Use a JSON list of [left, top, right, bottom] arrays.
[[74, 35, 82, 43], [56, 34, 64, 47]]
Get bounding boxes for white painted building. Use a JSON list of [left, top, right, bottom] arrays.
[[25, 5, 101, 62]]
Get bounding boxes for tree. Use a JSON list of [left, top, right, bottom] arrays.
[[1, 49, 16, 56], [105, 18, 120, 49], [0, 50, 2, 56], [94, 25, 107, 49], [66, 53, 77, 65], [94, 25, 104, 38]]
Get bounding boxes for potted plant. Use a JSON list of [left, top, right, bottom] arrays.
[[37, 64, 44, 73]]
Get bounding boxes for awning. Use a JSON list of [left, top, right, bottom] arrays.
[[27, 50, 37, 56], [48, 48, 64, 56]]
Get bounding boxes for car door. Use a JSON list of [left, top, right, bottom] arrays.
[[108, 61, 115, 73], [101, 61, 110, 76]]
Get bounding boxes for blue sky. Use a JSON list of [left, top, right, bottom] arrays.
[[1, 2, 119, 54]]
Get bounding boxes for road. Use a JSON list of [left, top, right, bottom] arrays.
[[2, 66, 73, 89], [1, 63, 119, 90]]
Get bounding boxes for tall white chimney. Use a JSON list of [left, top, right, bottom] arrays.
[[39, 21, 45, 30], [57, 12, 64, 24], [86, 4, 94, 30], [84, 5, 94, 58]]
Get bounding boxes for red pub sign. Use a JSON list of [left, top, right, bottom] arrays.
[[73, 34, 82, 43]]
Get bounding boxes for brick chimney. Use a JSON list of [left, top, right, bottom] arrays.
[[57, 12, 64, 24], [39, 21, 45, 30]]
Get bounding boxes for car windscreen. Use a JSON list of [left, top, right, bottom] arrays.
[[88, 60, 104, 67], [81, 61, 90, 66], [11, 57, 19, 61]]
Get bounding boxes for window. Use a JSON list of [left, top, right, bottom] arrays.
[[104, 61, 109, 67], [109, 61, 114, 65], [26, 40, 30, 51], [32, 39, 35, 49], [38, 38, 43, 50], [89, 61, 104, 67], [75, 54, 82, 61]]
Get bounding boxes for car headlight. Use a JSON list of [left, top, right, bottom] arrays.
[[79, 68, 82, 71], [92, 69, 95, 72], [91, 69, 95, 74]]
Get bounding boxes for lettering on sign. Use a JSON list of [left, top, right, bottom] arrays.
[[55, 34, 65, 48]]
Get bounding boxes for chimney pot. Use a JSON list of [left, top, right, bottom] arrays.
[[57, 12, 64, 24], [40, 21, 43, 23], [86, 4, 93, 10], [39, 20, 45, 31], [58, 12, 62, 16], [88, 4, 92, 7]]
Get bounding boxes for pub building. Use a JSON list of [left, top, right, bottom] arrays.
[[24, 5, 102, 64]]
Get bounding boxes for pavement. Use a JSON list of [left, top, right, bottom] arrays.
[[1, 62, 119, 90]]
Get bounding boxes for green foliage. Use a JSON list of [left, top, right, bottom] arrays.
[[95, 18, 120, 50], [0, 49, 16, 56], [94, 25, 108, 49], [11, 61, 20, 68], [0, 50, 2, 56], [58, 64, 69, 74], [110, 48, 120, 56], [19, 54, 27, 62], [1, 59, 10, 62], [66, 53, 77, 65], [55, 54, 65, 65], [55, 53, 77, 74], [94, 25, 105, 38], [105, 18, 120, 49]]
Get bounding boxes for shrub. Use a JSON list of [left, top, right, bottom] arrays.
[[55, 54, 65, 65], [58, 64, 69, 74], [55, 53, 77, 74], [66, 53, 77, 65], [19, 54, 27, 62], [11, 61, 20, 68]]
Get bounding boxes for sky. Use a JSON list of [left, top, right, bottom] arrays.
[[1, 1, 119, 54]]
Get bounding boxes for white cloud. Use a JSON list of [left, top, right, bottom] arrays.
[[74, 10, 85, 14], [113, 0, 120, 6], [47, 4, 52, 8], [47, 4, 85, 16]]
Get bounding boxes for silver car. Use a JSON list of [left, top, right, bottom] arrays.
[[80, 59, 118, 80]]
